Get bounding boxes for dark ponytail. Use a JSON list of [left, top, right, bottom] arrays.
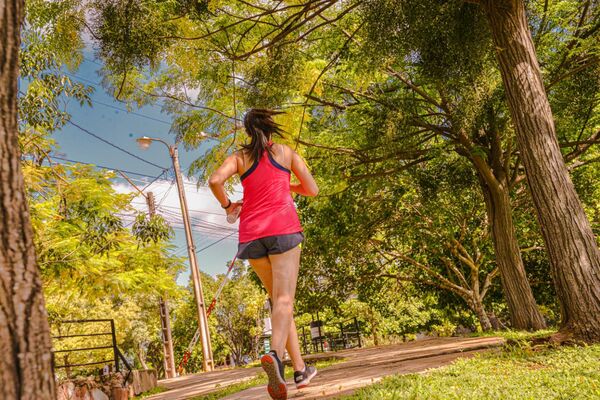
[[242, 108, 285, 162]]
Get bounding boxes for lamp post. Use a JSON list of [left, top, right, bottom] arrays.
[[136, 136, 214, 372]]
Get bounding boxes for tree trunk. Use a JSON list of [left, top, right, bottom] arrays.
[[367, 308, 379, 346], [479, 179, 546, 330], [137, 345, 149, 370], [482, 0, 600, 342], [1, 0, 57, 397], [471, 297, 492, 332]]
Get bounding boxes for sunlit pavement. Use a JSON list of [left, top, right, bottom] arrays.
[[146, 336, 504, 400]]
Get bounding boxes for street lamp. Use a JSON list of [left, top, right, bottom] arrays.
[[136, 136, 154, 150], [136, 136, 214, 372]]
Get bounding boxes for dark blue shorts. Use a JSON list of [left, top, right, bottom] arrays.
[[237, 232, 304, 260]]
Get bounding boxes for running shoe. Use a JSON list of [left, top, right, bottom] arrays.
[[294, 364, 317, 389], [261, 351, 287, 399]]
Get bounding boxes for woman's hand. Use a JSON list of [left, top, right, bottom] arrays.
[[226, 201, 243, 216], [225, 201, 243, 224]]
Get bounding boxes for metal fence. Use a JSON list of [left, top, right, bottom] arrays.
[[52, 319, 132, 383]]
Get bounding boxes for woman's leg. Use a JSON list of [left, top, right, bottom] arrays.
[[249, 252, 305, 371], [268, 246, 301, 361], [284, 320, 304, 371]]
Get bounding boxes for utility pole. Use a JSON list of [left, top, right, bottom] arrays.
[[170, 146, 214, 371], [136, 136, 214, 372], [146, 192, 177, 378]]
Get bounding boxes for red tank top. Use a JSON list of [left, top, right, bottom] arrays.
[[238, 145, 302, 243]]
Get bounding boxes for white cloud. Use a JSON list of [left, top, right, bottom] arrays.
[[113, 176, 243, 238]]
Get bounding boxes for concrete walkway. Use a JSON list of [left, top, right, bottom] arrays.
[[147, 336, 504, 400]]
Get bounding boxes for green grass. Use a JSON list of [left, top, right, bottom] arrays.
[[470, 328, 558, 342], [190, 373, 267, 400], [190, 357, 345, 400], [339, 344, 600, 399], [131, 386, 168, 399]]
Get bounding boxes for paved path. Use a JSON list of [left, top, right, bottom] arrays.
[[147, 336, 504, 400]]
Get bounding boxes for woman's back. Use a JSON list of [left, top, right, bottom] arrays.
[[238, 143, 302, 243]]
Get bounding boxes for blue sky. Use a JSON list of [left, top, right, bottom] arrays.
[[52, 49, 242, 284]]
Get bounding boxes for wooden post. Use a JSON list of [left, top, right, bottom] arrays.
[[147, 192, 177, 378], [170, 146, 214, 371]]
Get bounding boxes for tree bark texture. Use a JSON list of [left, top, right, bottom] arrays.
[[482, 0, 600, 341], [1, 0, 57, 397], [471, 296, 492, 331], [479, 179, 546, 330]]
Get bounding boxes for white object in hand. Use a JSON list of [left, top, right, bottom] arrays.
[[227, 205, 242, 224]]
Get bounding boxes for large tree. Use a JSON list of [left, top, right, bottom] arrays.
[[298, 156, 504, 331], [476, 0, 600, 341], [0, 0, 56, 397], [86, 0, 547, 330], [80, 0, 599, 338], [350, 0, 549, 330]]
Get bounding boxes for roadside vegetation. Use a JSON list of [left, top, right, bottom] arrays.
[[343, 343, 600, 399], [1, 0, 599, 397]]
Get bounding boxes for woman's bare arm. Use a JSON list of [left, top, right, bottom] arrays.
[[290, 150, 318, 197], [208, 154, 239, 209]]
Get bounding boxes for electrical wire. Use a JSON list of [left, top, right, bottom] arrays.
[[196, 231, 238, 253], [66, 120, 167, 170], [158, 204, 226, 217], [158, 208, 237, 232], [92, 99, 172, 125], [155, 181, 176, 207], [141, 170, 170, 193], [62, 71, 172, 126], [118, 210, 237, 233], [50, 156, 167, 180], [49, 158, 234, 230]]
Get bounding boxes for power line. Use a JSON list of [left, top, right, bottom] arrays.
[[155, 181, 176, 207], [196, 231, 238, 253], [168, 220, 237, 235], [51, 164, 231, 222], [180, 180, 244, 195], [49, 155, 171, 207], [93, 99, 172, 125], [158, 204, 225, 217], [66, 120, 167, 170], [83, 56, 103, 66], [50, 155, 169, 180], [141, 170, 170, 192], [119, 208, 236, 231], [158, 208, 237, 232], [48, 157, 231, 223], [64, 71, 101, 86], [63, 71, 172, 125]]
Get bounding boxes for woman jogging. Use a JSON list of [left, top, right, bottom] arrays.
[[209, 108, 319, 400]]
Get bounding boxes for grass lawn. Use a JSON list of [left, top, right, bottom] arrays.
[[189, 373, 267, 400], [341, 343, 600, 399], [131, 386, 168, 399]]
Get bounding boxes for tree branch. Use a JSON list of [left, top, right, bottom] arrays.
[[385, 67, 447, 112], [563, 129, 600, 163], [480, 267, 499, 300], [348, 157, 432, 182], [384, 249, 471, 297]]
